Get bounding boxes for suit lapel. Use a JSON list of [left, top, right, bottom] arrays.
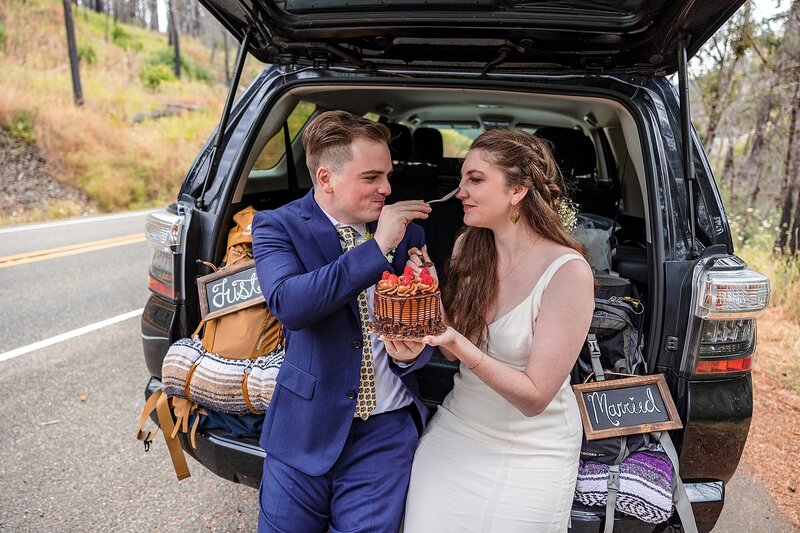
[[301, 191, 343, 266], [300, 191, 360, 321]]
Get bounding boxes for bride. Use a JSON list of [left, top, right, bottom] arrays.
[[402, 128, 594, 531]]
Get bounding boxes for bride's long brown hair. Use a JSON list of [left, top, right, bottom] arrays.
[[442, 128, 588, 346]]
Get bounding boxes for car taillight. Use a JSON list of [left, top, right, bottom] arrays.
[[696, 269, 770, 319], [685, 258, 770, 378], [145, 209, 186, 302]]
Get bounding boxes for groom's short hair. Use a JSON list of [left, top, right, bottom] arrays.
[[303, 110, 391, 181]]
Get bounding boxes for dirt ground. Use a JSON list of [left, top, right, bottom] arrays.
[[745, 306, 800, 528], [0, 129, 95, 224]]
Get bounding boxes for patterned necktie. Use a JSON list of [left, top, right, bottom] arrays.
[[336, 226, 377, 420]]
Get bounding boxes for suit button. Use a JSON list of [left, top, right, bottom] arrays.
[[352, 340, 363, 349], [347, 390, 356, 399]]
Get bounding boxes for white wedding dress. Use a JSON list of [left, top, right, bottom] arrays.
[[403, 254, 586, 532]]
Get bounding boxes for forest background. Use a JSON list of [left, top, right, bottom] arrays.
[[1, 0, 800, 525], [1, 0, 798, 327]]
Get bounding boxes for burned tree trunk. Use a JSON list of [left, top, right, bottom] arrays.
[[168, 0, 181, 78], [776, 79, 800, 253], [723, 143, 736, 210], [147, 0, 158, 31], [744, 91, 776, 211], [790, 187, 800, 254], [193, 1, 201, 37], [774, 0, 800, 253], [62, 0, 84, 106], [105, 0, 110, 42]]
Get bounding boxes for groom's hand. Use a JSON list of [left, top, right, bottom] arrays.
[[373, 201, 431, 255], [380, 337, 425, 363]]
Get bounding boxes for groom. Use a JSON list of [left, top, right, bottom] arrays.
[[252, 110, 433, 532]]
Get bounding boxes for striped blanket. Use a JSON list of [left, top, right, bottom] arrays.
[[574, 451, 674, 524], [162, 337, 284, 415]]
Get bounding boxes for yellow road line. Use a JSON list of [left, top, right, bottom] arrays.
[[0, 233, 146, 269]]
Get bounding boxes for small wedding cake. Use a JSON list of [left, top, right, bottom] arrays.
[[371, 267, 446, 338]]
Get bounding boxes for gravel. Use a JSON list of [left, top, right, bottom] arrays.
[[0, 128, 95, 221], [744, 307, 800, 530]]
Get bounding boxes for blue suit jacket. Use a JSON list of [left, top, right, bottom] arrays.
[[252, 190, 432, 476]]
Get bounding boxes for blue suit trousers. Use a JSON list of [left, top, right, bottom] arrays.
[[258, 406, 419, 533]]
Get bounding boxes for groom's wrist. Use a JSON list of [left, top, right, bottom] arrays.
[[391, 356, 418, 368]]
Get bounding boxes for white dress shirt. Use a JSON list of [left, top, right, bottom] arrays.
[[319, 209, 414, 416]]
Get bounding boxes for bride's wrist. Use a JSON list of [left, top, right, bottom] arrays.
[[466, 350, 485, 370], [458, 342, 484, 370]]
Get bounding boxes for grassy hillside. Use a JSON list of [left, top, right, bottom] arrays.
[[0, 0, 263, 223]]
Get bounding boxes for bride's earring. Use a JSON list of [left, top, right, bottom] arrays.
[[509, 203, 520, 224]]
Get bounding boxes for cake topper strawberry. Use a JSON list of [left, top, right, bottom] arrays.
[[388, 274, 399, 285], [381, 271, 391, 280], [419, 267, 433, 285]]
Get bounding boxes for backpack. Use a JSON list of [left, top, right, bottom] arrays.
[[136, 206, 282, 480], [571, 275, 698, 533], [198, 206, 282, 360], [572, 274, 652, 464]]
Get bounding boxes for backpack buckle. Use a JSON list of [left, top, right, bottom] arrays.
[[587, 336, 601, 359], [607, 465, 621, 491], [143, 432, 154, 452]]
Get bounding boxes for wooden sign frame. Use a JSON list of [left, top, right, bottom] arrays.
[[572, 374, 683, 441], [197, 259, 265, 321]]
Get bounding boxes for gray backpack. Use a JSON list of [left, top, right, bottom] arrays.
[[571, 275, 698, 532]]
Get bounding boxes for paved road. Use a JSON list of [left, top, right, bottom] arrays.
[[0, 212, 796, 531], [0, 211, 260, 531]]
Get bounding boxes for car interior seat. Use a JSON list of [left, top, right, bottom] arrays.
[[387, 123, 413, 164], [534, 127, 618, 219]]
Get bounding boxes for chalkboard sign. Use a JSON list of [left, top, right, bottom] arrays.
[[572, 374, 682, 441], [197, 259, 265, 321]]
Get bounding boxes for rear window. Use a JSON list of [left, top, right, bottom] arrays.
[[421, 121, 481, 158], [251, 101, 316, 171]]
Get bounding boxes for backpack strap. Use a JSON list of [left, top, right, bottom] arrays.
[[241, 362, 261, 415], [604, 464, 620, 533], [602, 436, 630, 533], [653, 431, 699, 533], [183, 352, 205, 402], [136, 389, 191, 480], [587, 333, 605, 381]]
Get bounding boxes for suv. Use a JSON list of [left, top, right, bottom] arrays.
[[141, 1, 771, 530]]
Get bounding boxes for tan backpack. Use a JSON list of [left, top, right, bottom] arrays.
[[137, 205, 283, 480], [198, 206, 282, 359]]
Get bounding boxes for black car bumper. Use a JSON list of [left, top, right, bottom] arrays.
[[144, 377, 724, 532]]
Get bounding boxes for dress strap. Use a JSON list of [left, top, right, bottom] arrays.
[[531, 253, 589, 315]]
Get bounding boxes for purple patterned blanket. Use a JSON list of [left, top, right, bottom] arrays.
[[574, 451, 674, 524]]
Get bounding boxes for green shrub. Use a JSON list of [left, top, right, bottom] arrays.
[[2, 110, 37, 144], [186, 61, 211, 83], [0, 22, 7, 50], [729, 208, 800, 321], [145, 48, 212, 83], [77, 43, 96, 65], [138, 63, 176, 91], [111, 24, 138, 51]]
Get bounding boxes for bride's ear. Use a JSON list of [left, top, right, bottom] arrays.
[[511, 185, 529, 204]]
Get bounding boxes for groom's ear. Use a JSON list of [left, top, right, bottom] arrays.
[[316, 166, 334, 193]]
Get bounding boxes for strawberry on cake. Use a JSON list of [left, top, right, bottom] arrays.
[[371, 266, 446, 338]]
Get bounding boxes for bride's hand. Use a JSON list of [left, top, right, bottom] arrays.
[[424, 327, 483, 367], [422, 326, 464, 353], [406, 245, 437, 280]]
